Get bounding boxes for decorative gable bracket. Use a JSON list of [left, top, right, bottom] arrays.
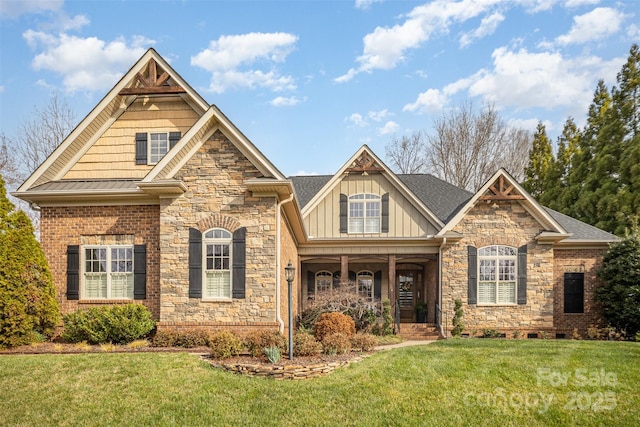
[[344, 150, 384, 175], [479, 175, 525, 201], [118, 59, 186, 96]]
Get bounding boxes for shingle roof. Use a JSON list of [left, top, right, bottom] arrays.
[[290, 172, 617, 242], [543, 207, 619, 242]]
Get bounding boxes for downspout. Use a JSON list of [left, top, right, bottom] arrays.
[[276, 193, 295, 333], [438, 237, 446, 338]]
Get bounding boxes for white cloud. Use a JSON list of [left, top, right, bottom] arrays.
[[522, 0, 557, 14], [564, 0, 600, 8], [335, 0, 503, 82], [368, 109, 392, 122], [24, 31, 154, 92], [270, 96, 302, 107], [0, 0, 63, 19], [355, 0, 384, 10], [347, 113, 368, 127], [403, 88, 448, 113], [507, 117, 552, 132], [294, 170, 320, 176], [0, 85, 4, 93], [378, 120, 399, 135], [628, 24, 640, 40], [191, 32, 298, 93], [555, 7, 624, 45], [459, 11, 505, 48]]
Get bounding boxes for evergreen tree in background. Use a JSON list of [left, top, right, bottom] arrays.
[[527, 44, 639, 236], [522, 122, 553, 199]]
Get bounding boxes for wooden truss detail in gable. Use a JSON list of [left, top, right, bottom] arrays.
[[479, 175, 525, 201], [118, 59, 186, 95], [345, 150, 384, 174]]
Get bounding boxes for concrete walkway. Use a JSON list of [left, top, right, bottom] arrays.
[[375, 340, 437, 351]]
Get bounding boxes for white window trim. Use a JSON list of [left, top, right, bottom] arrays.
[[202, 228, 233, 301], [356, 270, 375, 302], [81, 245, 134, 300], [348, 193, 381, 234], [148, 132, 169, 165], [477, 245, 517, 305]]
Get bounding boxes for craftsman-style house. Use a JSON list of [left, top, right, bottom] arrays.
[[14, 49, 617, 339]]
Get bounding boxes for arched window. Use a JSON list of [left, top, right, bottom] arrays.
[[203, 228, 232, 299], [348, 194, 381, 233], [356, 270, 374, 302], [478, 245, 517, 304], [315, 271, 333, 294]]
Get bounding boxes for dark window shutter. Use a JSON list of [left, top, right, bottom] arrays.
[[349, 270, 356, 282], [133, 244, 147, 300], [66, 245, 80, 300], [135, 133, 148, 165], [339, 193, 348, 233], [169, 131, 181, 149], [467, 246, 477, 305], [374, 271, 382, 300], [188, 228, 202, 298], [381, 193, 389, 233], [307, 270, 315, 298], [517, 244, 527, 305], [232, 227, 246, 299], [564, 273, 584, 313]]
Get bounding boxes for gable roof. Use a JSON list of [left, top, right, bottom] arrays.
[[14, 48, 286, 203], [437, 168, 570, 239], [544, 208, 618, 243], [16, 48, 209, 193], [298, 145, 445, 229]]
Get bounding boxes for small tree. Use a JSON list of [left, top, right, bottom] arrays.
[[596, 231, 640, 338], [451, 299, 464, 337], [0, 175, 60, 347]]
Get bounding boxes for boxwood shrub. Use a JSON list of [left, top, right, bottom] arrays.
[[62, 304, 155, 344]]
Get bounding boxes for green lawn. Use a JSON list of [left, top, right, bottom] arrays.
[[0, 339, 638, 426]]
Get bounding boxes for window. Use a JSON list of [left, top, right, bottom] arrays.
[[478, 245, 517, 304], [149, 133, 169, 164], [315, 271, 333, 294], [564, 273, 584, 313], [356, 270, 374, 302], [348, 194, 381, 233], [83, 245, 134, 299], [203, 228, 232, 299]]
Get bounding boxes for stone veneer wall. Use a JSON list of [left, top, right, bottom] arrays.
[[440, 200, 555, 336], [157, 130, 280, 333], [279, 213, 299, 335], [40, 205, 161, 318], [553, 248, 607, 337]]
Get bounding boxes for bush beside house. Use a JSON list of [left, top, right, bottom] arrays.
[[0, 175, 60, 348]]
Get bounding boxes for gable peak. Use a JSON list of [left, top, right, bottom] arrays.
[[478, 172, 525, 201], [345, 149, 384, 175], [118, 58, 186, 96]]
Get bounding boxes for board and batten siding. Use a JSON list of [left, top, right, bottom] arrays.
[[64, 96, 200, 180], [304, 174, 438, 238]]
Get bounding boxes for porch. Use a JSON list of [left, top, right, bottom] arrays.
[[299, 254, 441, 335]]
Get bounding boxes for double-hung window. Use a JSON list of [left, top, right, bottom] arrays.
[[478, 245, 517, 304], [203, 228, 232, 299], [83, 246, 134, 299], [149, 133, 169, 164], [348, 194, 381, 233]]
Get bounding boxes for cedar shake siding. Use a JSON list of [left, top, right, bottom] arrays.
[[40, 205, 161, 318]]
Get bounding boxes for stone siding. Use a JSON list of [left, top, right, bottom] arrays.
[[441, 200, 554, 336], [553, 248, 607, 338], [157, 130, 279, 333], [40, 205, 161, 318]]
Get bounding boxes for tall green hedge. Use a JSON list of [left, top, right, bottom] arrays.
[[0, 175, 60, 348]]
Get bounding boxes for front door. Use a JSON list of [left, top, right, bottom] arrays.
[[397, 271, 417, 322]]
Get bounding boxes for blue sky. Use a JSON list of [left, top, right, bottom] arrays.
[[1, 0, 638, 177]]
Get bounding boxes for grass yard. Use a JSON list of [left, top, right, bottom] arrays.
[[0, 339, 638, 426]]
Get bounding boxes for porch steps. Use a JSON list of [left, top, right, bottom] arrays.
[[398, 323, 441, 340]]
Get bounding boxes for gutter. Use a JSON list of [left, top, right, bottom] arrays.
[[275, 192, 295, 333]]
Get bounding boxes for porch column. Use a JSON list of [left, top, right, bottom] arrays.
[[426, 259, 437, 323], [340, 255, 349, 285], [388, 255, 396, 304]]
